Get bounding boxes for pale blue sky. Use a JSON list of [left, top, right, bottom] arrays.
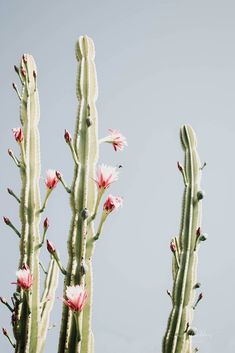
[[1, 1, 235, 352]]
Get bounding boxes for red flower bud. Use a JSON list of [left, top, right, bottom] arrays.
[[47, 240, 56, 254], [64, 129, 72, 143], [170, 241, 176, 253], [43, 217, 49, 229], [3, 217, 10, 225]]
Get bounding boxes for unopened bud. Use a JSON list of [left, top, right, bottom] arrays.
[[12, 82, 17, 90], [43, 217, 49, 229], [196, 227, 201, 237], [81, 208, 89, 220], [22, 54, 27, 64], [166, 290, 171, 297], [47, 239, 56, 254], [197, 191, 205, 201], [8, 149, 13, 157], [86, 117, 92, 127], [33, 70, 37, 78], [55, 171, 62, 180], [177, 161, 183, 172], [3, 217, 10, 225], [2, 328, 8, 336], [14, 65, 19, 74], [187, 327, 197, 336], [170, 241, 176, 253], [64, 129, 72, 143], [21, 66, 26, 78]]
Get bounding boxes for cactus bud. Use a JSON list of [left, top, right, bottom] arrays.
[[81, 208, 89, 220], [14, 65, 19, 74], [187, 327, 197, 336], [197, 190, 205, 201], [64, 129, 72, 143], [3, 216, 10, 225], [177, 161, 183, 172], [8, 149, 13, 157], [43, 217, 49, 229], [12, 127, 24, 143], [55, 171, 62, 180], [33, 70, 37, 78], [196, 227, 201, 237], [170, 241, 176, 253], [47, 240, 56, 254], [2, 328, 7, 336], [22, 54, 27, 64], [21, 66, 26, 78]]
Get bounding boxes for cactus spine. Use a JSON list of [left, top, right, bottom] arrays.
[[58, 36, 98, 353], [9, 55, 58, 353], [162, 125, 204, 353]]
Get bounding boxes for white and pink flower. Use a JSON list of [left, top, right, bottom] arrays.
[[105, 129, 127, 151], [12, 127, 24, 143], [14, 264, 33, 290], [94, 164, 119, 190], [103, 194, 123, 213], [62, 285, 87, 312], [45, 170, 59, 189]]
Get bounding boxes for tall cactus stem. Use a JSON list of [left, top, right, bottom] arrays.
[[58, 35, 98, 353], [162, 125, 204, 353]]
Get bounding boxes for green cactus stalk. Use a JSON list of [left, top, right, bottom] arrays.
[[162, 125, 205, 353], [10, 55, 58, 353], [58, 35, 98, 353]]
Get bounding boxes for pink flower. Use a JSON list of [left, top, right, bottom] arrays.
[[106, 129, 127, 151], [62, 285, 87, 312], [94, 164, 119, 190], [103, 195, 123, 213], [45, 170, 59, 189], [12, 128, 24, 143], [15, 264, 33, 290]]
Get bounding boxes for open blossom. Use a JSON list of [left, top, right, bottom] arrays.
[[45, 170, 59, 189], [106, 129, 127, 151], [15, 264, 33, 290], [12, 127, 24, 143], [94, 164, 119, 190], [103, 194, 123, 213], [62, 285, 87, 312]]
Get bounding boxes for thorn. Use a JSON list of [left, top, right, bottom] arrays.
[[193, 292, 203, 310], [193, 282, 201, 289], [197, 190, 205, 201], [200, 162, 207, 170], [166, 290, 172, 298], [118, 165, 123, 168], [187, 327, 197, 336]]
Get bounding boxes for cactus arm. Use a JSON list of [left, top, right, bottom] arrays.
[[58, 35, 98, 353], [13, 55, 41, 353], [162, 125, 202, 353], [38, 258, 59, 353]]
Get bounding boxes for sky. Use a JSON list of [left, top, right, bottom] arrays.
[[1, 1, 235, 352]]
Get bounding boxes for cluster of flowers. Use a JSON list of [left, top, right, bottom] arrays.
[[10, 127, 127, 313]]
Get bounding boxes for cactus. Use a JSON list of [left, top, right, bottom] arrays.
[[162, 125, 205, 353], [4, 55, 59, 353], [3, 36, 125, 353], [57, 36, 125, 353]]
